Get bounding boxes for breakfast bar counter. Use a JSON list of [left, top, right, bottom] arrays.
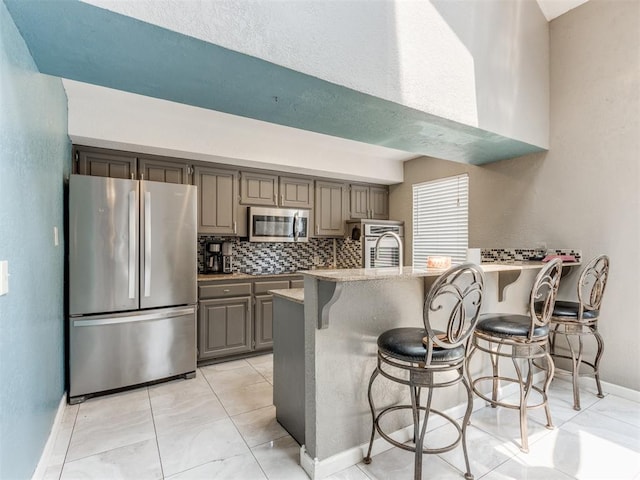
[[274, 262, 578, 479]]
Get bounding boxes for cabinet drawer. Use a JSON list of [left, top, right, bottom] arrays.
[[254, 280, 290, 294], [199, 283, 252, 299], [290, 280, 304, 289]]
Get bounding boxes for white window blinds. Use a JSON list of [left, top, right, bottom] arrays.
[[412, 174, 469, 268]]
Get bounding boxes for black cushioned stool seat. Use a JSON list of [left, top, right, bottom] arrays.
[[378, 328, 465, 363], [535, 300, 599, 320], [477, 314, 549, 338]]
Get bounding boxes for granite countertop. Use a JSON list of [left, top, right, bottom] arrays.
[[197, 272, 303, 282], [269, 288, 304, 304], [300, 262, 581, 283]]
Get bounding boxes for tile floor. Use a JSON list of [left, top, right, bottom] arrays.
[[42, 353, 640, 479]]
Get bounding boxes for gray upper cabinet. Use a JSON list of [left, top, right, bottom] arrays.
[[139, 156, 191, 184], [280, 176, 314, 209], [349, 184, 389, 220], [314, 180, 347, 237], [240, 172, 278, 206], [75, 147, 137, 180], [195, 166, 238, 235]]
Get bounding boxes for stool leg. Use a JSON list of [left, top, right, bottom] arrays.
[[543, 350, 555, 429], [512, 357, 530, 453], [567, 334, 582, 411], [490, 344, 500, 407], [461, 374, 475, 480], [593, 328, 605, 399], [411, 383, 433, 480], [363, 367, 380, 464]]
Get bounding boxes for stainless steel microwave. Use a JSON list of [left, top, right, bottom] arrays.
[[249, 207, 310, 242]]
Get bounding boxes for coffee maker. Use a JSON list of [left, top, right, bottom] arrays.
[[205, 242, 222, 274], [221, 241, 233, 274]]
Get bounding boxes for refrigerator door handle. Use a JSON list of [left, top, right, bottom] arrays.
[[144, 190, 151, 297], [128, 190, 137, 299], [73, 306, 196, 327]]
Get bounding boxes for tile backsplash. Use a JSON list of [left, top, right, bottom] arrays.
[[198, 236, 361, 274], [481, 248, 582, 263]]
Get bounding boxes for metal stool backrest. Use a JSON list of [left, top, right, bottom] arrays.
[[422, 263, 485, 365], [577, 254, 610, 321], [528, 258, 563, 341]]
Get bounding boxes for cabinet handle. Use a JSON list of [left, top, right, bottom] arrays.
[[233, 221, 237, 234], [223, 289, 230, 293], [281, 194, 284, 205], [316, 224, 319, 235]]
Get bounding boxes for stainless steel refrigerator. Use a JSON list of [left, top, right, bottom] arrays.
[[68, 174, 197, 403]]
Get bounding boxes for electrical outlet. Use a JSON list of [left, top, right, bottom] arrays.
[[0, 261, 8, 296]]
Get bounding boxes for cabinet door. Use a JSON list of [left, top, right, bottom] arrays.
[[254, 294, 274, 350], [75, 148, 137, 179], [240, 172, 278, 206], [195, 166, 238, 235], [280, 176, 314, 209], [349, 184, 370, 219], [198, 297, 252, 360], [139, 157, 191, 184], [369, 185, 389, 220], [314, 181, 347, 237]]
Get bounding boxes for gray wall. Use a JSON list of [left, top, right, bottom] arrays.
[[0, 2, 70, 477], [390, 0, 640, 391]]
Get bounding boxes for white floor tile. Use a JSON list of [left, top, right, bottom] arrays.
[[560, 408, 640, 453], [67, 400, 155, 462], [358, 444, 465, 480], [231, 405, 288, 447], [165, 452, 267, 480], [202, 365, 267, 393], [200, 359, 250, 372], [481, 456, 576, 480], [215, 381, 273, 416], [156, 417, 249, 477], [325, 465, 371, 480], [588, 394, 640, 428], [512, 426, 640, 480], [251, 435, 308, 480], [150, 379, 228, 437], [436, 423, 520, 478], [60, 438, 162, 480], [246, 353, 273, 368]]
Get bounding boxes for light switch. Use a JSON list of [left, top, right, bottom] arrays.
[[0, 261, 8, 296]]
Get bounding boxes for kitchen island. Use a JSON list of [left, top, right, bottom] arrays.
[[272, 263, 579, 479]]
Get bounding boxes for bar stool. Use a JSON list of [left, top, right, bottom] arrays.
[[466, 258, 562, 453], [363, 263, 485, 480], [545, 254, 610, 410]]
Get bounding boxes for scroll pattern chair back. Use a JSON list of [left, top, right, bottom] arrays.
[[422, 263, 484, 364], [577, 254, 610, 319], [527, 258, 563, 341]]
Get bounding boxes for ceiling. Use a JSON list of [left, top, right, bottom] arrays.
[[536, 0, 589, 21], [5, 1, 588, 183]]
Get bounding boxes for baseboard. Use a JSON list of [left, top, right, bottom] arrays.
[[31, 392, 66, 480]]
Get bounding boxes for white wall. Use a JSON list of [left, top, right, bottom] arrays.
[[64, 80, 409, 184], [390, 0, 640, 390], [81, 0, 549, 148]]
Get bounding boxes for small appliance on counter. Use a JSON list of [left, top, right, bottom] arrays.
[[205, 242, 222, 273], [222, 241, 233, 273]]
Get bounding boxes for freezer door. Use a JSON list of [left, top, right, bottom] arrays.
[[69, 306, 196, 399], [140, 181, 197, 309], [69, 175, 139, 315]]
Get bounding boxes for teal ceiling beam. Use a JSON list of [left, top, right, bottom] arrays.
[[5, 0, 545, 164]]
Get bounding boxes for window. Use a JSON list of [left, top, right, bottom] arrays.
[[412, 174, 469, 268]]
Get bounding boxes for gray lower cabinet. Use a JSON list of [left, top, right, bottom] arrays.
[[198, 296, 252, 360], [254, 294, 274, 350], [197, 276, 302, 362]]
